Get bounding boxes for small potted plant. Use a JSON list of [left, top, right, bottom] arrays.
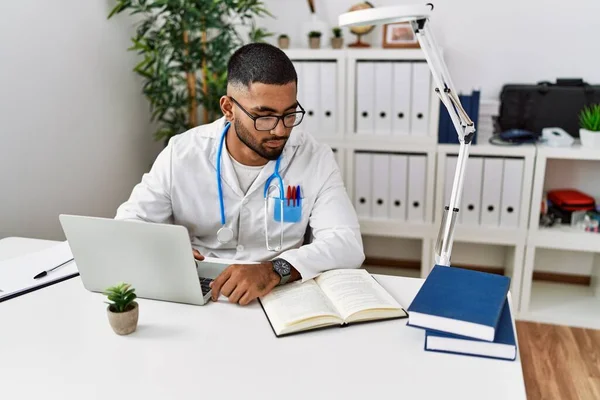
[[308, 31, 321, 49], [579, 104, 600, 148], [331, 27, 343, 49], [278, 34, 290, 49], [104, 282, 139, 335]]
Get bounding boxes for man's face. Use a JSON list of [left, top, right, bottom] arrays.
[[232, 82, 298, 160]]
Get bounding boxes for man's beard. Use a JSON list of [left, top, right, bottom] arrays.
[[234, 119, 286, 161]]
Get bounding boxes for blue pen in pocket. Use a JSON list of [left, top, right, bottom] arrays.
[[274, 185, 303, 223]]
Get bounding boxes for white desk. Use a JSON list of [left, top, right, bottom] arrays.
[[0, 237, 527, 399]]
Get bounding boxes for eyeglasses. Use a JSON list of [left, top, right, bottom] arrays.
[[229, 96, 305, 131]]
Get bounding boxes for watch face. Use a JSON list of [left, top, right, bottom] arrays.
[[274, 259, 291, 276]]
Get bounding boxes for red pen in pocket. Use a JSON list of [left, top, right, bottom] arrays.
[[286, 185, 292, 206], [291, 186, 297, 206]]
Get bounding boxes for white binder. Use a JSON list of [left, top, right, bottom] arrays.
[[356, 61, 374, 134], [392, 62, 412, 136], [410, 62, 431, 136], [293, 61, 304, 106], [374, 62, 393, 135], [500, 158, 524, 228], [319, 62, 337, 136], [480, 158, 504, 227], [354, 152, 372, 218], [460, 157, 483, 225], [389, 154, 408, 220], [371, 153, 390, 219], [407, 155, 427, 222], [302, 62, 320, 137]]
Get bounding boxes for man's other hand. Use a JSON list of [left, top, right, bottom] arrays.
[[192, 249, 204, 261], [210, 262, 279, 305]]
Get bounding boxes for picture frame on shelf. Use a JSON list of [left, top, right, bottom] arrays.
[[383, 22, 420, 49]]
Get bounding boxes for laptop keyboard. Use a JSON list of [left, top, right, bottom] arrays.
[[199, 277, 213, 296]]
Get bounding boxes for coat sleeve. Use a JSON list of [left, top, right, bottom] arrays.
[[275, 152, 365, 282], [114, 142, 174, 223]]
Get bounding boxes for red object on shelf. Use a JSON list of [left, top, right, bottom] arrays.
[[547, 189, 596, 211]]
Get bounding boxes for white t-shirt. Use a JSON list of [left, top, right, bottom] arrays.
[[228, 150, 264, 194]]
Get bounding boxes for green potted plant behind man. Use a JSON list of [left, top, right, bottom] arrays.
[[308, 31, 322, 49], [331, 27, 343, 49], [104, 282, 139, 335], [579, 104, 600, 148]]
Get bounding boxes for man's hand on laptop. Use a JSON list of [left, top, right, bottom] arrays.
[[209, 262, 280, 305]]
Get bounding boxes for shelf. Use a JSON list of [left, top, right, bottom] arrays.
[[517, 281, 600, 330], [340, 136, 437, 153], [282, 48, 345, 60], [537, 141, 600, 161], [451, 225, 527, 246], [528, 225, 600, 253], [359, 219, 434, 239], [437, 143, 536, 158]]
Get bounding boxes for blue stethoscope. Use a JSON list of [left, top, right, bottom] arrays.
[[216, 122, 285, 250]]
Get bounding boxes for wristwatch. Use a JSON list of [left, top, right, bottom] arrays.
[[271, 258, 292, 286]]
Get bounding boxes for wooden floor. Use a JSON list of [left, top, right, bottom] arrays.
[[517, 321, 600, 400]]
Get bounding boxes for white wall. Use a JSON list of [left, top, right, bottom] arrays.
[[259, 0, 600, 99], [0, 1, 159, 240]]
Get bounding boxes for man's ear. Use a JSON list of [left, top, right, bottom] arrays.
[[220, 96, 234, 122]]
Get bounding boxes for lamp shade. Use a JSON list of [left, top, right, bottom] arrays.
[[338, 4, 432, 27]]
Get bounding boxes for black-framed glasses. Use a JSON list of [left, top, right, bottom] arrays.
[[229, 96, 305, 131]]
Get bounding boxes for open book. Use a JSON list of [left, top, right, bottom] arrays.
[[259, 269, 407, 337]]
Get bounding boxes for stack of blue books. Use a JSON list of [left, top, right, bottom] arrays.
[[406, 265, 517, 361]]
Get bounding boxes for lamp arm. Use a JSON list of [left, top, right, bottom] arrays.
[[411, 18, 476, 267]]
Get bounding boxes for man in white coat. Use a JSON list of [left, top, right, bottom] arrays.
[[115, 43, 364, 305]]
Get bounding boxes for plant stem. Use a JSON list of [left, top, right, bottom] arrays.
[[183, 30, 198, 128]]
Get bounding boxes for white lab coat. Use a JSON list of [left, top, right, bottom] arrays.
[[115, 117, 365, 281]]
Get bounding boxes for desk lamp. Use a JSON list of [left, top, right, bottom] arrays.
[[339, 4, 476, 267]]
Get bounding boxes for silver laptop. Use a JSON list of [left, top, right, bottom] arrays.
[[59, 214, 233, 305]]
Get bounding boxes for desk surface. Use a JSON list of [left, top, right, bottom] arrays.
[[0, 237, 527, 400]]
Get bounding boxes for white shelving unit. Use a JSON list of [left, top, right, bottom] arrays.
[[283, 48, 600, 326], [520, 142, 600, 328], [284, 48, 440, 278]]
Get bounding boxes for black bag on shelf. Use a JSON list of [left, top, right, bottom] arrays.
[[497, 78, 600, 138]]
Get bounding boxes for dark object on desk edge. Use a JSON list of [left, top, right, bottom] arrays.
[[489, 128, 541, 146], [497, 78, 600, 139], [0, 273, 80, 302], [33, 258, 75, 279]]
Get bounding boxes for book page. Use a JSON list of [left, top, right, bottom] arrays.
[[260, 280, 342, 335], [315, 269, 405, 322]]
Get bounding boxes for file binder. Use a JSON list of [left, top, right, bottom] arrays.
[[407, 155, 426, 222], [374, 62, 393, 135], [389, 154, 408, 220], [371, 153, 390, 219], [500, 158, 524, 227], [354, 152, 372, 218], [410, 62, 431, 136], [460, 156, 483, 226], [480, 158, 504, 226], [356, 61, 374, 134], [392, 62, 412, 135], [319, 61, 337, 135], [302, 62, 320, 136]]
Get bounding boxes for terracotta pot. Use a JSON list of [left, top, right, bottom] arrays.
[[309, 37, 321, 49], [107, 301, 139, 335], [331, 37, 343, 49], [278, 37, 289, 49]]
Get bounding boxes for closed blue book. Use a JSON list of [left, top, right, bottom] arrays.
[[424, 299, 516, 361], [407, 265, 510, 342]]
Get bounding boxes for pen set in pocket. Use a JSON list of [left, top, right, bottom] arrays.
[[274, 185, 303, 223]]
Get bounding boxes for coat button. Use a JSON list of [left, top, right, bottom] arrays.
[[236, 245, 244, 252]]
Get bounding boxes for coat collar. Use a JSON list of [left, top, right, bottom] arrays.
[[206, 117, 304, 198]]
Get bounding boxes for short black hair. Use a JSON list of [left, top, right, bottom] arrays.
[[227, 43, 297, 89]]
